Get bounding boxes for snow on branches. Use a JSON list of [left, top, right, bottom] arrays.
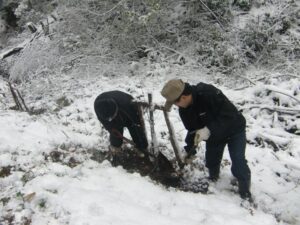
[[238, 75, 300, 151]]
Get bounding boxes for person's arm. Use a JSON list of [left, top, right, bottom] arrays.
[[203, 87, 240, 141], [99, 117, 114, 132], [179, 110, 197, 153]]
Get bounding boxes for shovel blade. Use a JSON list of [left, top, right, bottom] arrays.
[[157, 152, 176, 174]]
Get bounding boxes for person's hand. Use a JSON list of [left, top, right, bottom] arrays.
[[184, 147, 197, 164], [194, 127, 210, 146]]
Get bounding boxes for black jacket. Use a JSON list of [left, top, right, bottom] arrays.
[[94, 91, 141, 131], [179, 83, 246, 151]]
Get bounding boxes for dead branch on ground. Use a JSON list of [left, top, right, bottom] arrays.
[[8, 82, 30, 113]]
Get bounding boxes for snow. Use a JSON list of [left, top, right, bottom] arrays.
[[1, 1, 300, 224], [0, 19, 6, 34], [1, 68, 300, 225], [22, 161, 276, 225]]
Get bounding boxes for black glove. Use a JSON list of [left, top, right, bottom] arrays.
[[184, 146, 197, 164]]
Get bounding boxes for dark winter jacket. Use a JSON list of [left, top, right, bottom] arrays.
[[179, 83, 246, 152], [94, 91, 141, 132]]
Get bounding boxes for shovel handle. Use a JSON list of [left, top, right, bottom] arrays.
[[162, 110, 185, 169], [111, 128, 136, 146]]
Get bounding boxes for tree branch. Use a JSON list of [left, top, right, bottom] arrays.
[[77, 0, 125, 17], [242, 104, 300, 115], [265, 85, 300, 104], [235, 74, 256, 85], [8, 82, 23, 111], [199, 0, 225, 30]]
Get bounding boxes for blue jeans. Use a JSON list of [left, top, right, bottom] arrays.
[[205, 130, 251, 182]]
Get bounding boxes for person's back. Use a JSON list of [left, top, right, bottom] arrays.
[[179, 82, 246, 143], [94, 90, 148, 156], [94, 91, 138, 127]]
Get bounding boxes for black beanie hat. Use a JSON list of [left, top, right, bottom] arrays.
[[97, 99, 118, 121]]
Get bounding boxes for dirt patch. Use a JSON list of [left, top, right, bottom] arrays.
[[44, 150, 81, 168], [0, 166, 12, 177], [91, 147, 209, 193]]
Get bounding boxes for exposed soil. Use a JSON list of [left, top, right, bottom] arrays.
[[91, 147, 209, 194], [0, 166, 12, 177]]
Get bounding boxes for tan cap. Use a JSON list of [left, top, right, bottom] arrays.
[[161, 79, 185, 111]]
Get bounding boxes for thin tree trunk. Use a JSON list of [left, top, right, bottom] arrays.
[[16, 89, 29, 113], [8, 82, 23, 111]]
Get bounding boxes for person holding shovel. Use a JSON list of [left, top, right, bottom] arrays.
[[94, 90, 148, 158], [161, 79, 252, 200]]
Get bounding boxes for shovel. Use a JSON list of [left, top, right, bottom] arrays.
[[110, 128, 176, 174]]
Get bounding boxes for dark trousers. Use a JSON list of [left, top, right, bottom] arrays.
[[110, 124, 148, 151], [205, 131, 251, 182]]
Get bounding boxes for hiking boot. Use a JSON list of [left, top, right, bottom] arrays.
[[240, 191, 252, 202], [238, 180, 252, 201], [208, 167, 220, 182]]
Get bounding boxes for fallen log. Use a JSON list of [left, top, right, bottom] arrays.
[[1, 47, 23, 59]]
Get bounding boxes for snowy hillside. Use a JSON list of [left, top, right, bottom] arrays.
[[0, 0, 300, 225], [1, 68, 300, 225]]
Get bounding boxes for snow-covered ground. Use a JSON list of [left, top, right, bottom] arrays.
[[0, 63, 299, 225]]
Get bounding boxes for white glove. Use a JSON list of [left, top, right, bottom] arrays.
[[194, 127, 211, 146]]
